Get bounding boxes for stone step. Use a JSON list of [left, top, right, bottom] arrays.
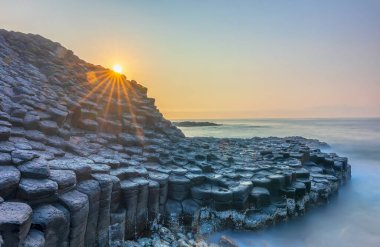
[[17, 178, 58, 204], [18, 159, 50, 179], [49, 169, 77, 194]]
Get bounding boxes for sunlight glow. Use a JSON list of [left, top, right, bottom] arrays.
[[81, 68, 142, 139], [113, 65, 122, 73]]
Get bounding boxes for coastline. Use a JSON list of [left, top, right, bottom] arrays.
[[0, 30, 351, 247]]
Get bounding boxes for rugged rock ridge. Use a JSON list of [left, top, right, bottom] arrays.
[[0, 30, 351, 247]]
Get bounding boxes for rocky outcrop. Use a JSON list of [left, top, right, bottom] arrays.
[[0, 29, 351, 247]]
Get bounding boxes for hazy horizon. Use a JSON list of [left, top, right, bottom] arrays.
[[169, 116, 380, 121], [1, 0, 379, 119]]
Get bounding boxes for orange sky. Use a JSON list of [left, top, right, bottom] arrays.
[[1, 1, 380, 119]]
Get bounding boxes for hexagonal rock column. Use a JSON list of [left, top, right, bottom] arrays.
[[168, 175, 191, 201], [191, 184, 212, 206], [250, 187, 271, 209], [147, 180, 160, 222], [58, 190, 89, 247], [31, 204, 69, 247], [120, 180, 139, 239], [164, 199, 183, 229], [149, 172, 169, 214], [231, 181, 253, 210], [181, 199, 200, 225], [131, 178, 149, 234], [92, 174, 113, 247], [0, 202, 32, 247], [109, 209, 126, 243], [211, 185, 233, 211], [268, 174, 286, 196], [76, 179, 101, 247]]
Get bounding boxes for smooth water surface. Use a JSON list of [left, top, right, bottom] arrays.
[[176, 118, 380, 247]]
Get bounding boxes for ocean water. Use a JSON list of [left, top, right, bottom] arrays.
[[176, 118, 380, 247]]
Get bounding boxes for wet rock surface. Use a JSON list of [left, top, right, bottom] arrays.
[[0, 29, 351, 247]]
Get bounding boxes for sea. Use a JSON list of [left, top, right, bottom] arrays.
[[175, 118, 380, 247]]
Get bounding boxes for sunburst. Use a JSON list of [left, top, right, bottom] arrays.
[[69, 67, 143, 141]]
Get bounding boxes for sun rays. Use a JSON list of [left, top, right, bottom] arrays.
[[71, 68, 144, 139]]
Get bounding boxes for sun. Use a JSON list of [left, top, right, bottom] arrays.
[[113, 65, 122, 73]]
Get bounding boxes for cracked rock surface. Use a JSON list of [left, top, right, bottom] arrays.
[[0, 29, 351, 247]]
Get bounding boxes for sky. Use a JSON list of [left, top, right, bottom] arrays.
[[1, 0, 379, 119]]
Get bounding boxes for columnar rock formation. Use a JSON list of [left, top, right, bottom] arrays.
[[0, 30, 351, 247]]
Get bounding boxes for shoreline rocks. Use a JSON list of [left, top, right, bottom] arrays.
[[0, 29, 351, 247]]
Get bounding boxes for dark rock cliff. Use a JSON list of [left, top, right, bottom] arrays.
[[0, 30, 351, 247]]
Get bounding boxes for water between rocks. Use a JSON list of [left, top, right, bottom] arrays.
[[177, 118, 380, 247]]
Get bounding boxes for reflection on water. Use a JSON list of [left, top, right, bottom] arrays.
[[178, 118, 380, 247]]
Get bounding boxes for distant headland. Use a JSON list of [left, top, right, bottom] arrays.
[[174, 121, 221, 127]]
